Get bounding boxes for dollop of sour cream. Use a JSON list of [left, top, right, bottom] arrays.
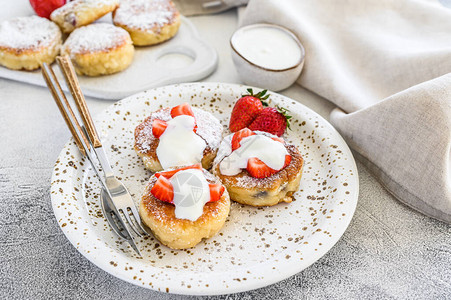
[[232, 26, 302, 70], [170, 169, 210, 221], [219, 135, 288, 176], [156, 115, 207, 169]]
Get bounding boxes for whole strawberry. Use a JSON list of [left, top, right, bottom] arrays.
[[30, 0, 66, 19], [248, 106, 292, 137], [229, 88, 268, 132]]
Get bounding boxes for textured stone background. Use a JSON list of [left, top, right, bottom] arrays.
[[1, 8, 450, 300]]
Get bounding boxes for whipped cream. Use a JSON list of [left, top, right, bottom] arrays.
[[219, 134, 289, 176], [232, 26, 302, 70], [156, 115, 207, 169], [170, 169, 210, 221]]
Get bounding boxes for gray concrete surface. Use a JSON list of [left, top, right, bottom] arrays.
[[1, 10, 450, 300]]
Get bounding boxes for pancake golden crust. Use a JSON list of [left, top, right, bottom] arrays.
[[0, 16, 62, 71], [213, 134, 304, 206], [61, 23, 134, 76], [140, 169, 230, 249], [113, 0, 181, 46], [50, 0, 119, 33], [134, 107, 223, 172]]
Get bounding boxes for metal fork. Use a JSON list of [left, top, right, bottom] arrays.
[[42, 57, 148, 255], [100, 188, 127, 239]]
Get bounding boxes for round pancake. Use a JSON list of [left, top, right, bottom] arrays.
[[140, 169, 230, 249], [113, 0, 181, 46], [61, 23, 134, 76], [134, 107, 223, 172], [213, 132, 304, 206], [0, 16, 62, 71], [51, 0, 119, 33]]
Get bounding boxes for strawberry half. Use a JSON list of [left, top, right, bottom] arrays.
[[246, 155, 291, 178], [29, 0, 66, 19], [229, 89, 269, 132], [155, 164, 203, 179], [246, 158, 274, 178], [208, 183, 225, 202], [150, 176, 174, 203], [248, 106, 292, 137], [171, 102, 195, 118], [231, 128, 255, 151], [152, 119, 168, 138], [170, 103, 198, 132]]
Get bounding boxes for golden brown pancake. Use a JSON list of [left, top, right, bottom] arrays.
[[134, 107, 223, 172], [213, 133, 304, 206], [140, 168, 230, 249], [0, 16, 62, 71], [51, 0, 119, 34], [113, 0, 181, 46], [61, 23, 134, 76]]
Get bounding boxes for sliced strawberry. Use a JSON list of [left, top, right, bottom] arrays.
[[231, 128, 255, 151], [208, 183, 225, 202], [150, 176, 174, 203], [152, 119, 168, 138], [283, 154, 292, 168], [155, 164, 203, 179], [171, 102, 195, 118], [246, 157, 276, 178], [246, 155, 292, 178]]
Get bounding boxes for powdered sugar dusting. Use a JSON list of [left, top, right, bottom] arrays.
[[194, 108, 223, 149], [135, 108, 170, 153], [62, 23, 130, 54], [114, 0, 178, 31], [0, 16, 61, 50], [51, 0, 119, 18], [135, 107, 223, 154]]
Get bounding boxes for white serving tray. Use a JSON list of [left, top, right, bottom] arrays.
[[0, 13, 217, 100]]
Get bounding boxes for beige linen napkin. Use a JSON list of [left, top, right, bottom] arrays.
[[240, 0, 451, 223]]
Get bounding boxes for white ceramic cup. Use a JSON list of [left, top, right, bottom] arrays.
[[230, 23, 305, 92]]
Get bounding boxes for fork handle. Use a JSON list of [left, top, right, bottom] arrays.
[[42, 63, 89, 156], [56, 56, 102, 148]]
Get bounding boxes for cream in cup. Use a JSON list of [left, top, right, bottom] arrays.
[[230, 24, 305, 91]]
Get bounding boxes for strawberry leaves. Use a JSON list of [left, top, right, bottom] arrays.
[[242, 88, 269, 106], [276, 105, 292, 130]]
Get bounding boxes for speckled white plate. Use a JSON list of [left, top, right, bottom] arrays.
[[50, 82, 358, 296]]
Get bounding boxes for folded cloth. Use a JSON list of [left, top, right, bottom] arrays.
[[240, 0, 451, 223], [173, 0, 248, 16]]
